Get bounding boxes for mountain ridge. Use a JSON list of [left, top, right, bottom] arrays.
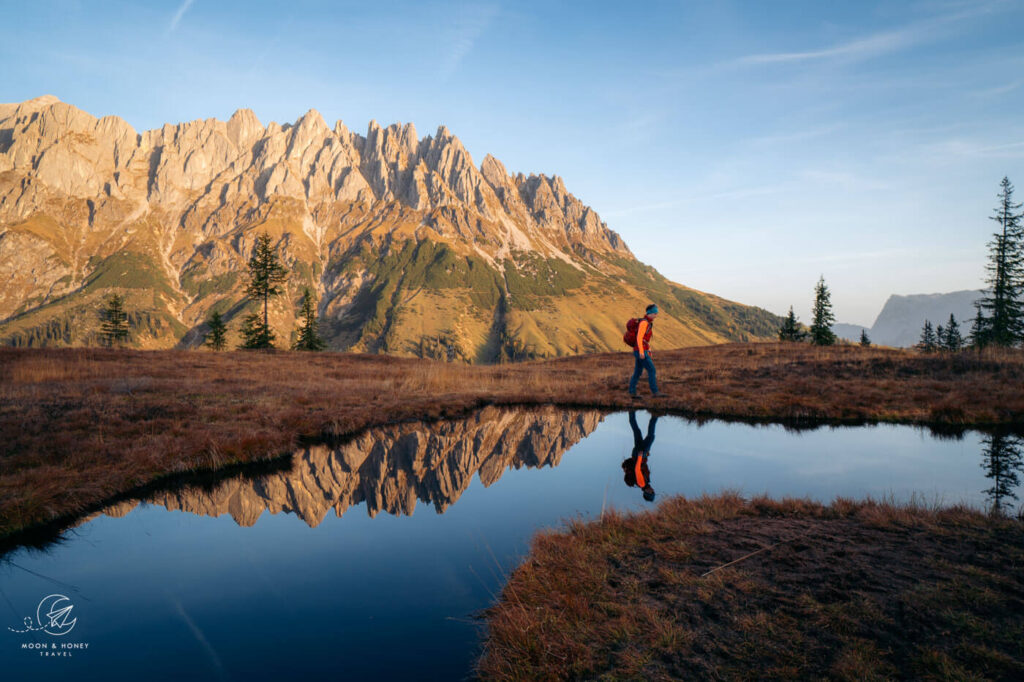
[[0, 95, 782, 359]]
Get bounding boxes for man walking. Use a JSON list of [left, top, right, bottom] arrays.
[[628, 304, 660, 398]]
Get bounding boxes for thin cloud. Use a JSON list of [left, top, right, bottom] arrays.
[[168, 0, 196, 33], [172, 598, 225, 677], [737, 28, 919, 65], [439, 3, 499, 81], [929, 139, 1024, 159], [972, 80, 1022, 97], [732, 1, 1003, 67]]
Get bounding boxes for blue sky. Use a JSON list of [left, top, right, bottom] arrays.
[[3, 0, 1023, 325]]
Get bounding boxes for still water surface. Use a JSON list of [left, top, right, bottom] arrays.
[[1, 408, 1020, 680]]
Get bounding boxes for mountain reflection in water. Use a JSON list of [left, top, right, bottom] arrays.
[[100, 406, 606, 528]]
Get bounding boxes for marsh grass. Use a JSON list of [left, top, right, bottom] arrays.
[[1, 343, 1022, 538], [477, 494, 1024, 681]]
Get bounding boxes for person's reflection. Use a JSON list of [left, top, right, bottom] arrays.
[[622, 410, 658, 502]]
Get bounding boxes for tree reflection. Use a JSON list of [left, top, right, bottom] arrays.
[[980, 433, 1024, 514]]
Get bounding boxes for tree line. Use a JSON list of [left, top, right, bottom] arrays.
[[779, 176, 1024, 351], [100, 232, 326, 351]]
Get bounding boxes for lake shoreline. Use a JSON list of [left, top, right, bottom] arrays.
[[2, 343, 1022, 540], [477, 493, 1024, 680]]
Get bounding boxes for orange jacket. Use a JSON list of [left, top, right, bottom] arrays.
[[635, 316, 654, 353]]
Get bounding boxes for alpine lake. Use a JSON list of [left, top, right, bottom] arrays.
[[2, 407, 1020, 680]]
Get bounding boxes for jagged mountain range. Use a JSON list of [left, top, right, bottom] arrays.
[[0, 95, 781, 360], [96, 406, 604, 528]]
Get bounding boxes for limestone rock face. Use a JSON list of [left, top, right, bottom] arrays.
[[137, 406, 605, 527], [0, 96, 782, 355]]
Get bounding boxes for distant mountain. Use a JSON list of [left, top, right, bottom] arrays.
[[832, 323, 869, 343], [833, 290, 984, 347], [0, 96, 781, 359]]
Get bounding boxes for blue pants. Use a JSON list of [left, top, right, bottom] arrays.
[[629, 351, 658, 395]]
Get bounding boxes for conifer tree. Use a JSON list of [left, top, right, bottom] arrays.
[[968, 301, 988, 349], [239, 312, 273, 350], [809, 276, 836, 346], [918, 320, 937, 352], [778, 306, 806, 342], [979, 177, 1024, 347], [942, 313, 962, 352], [242, 233, 288, 349], [100, 293, 129, 347], [859, 329, 871, 347], [981, 433, 1023, 514], [204, 310, 227, 351], [293, 288, 326, 351]]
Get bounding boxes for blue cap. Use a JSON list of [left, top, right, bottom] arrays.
[[646, 304, 659, 315]]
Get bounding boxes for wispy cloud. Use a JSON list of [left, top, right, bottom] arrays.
[[736, 28, 920, 66], [172, 598, 225, 677], [732, 1, 1002, 67], [972, 80, 1022, 97], [439, 3, 499, 82], [168, 0, 196, 33], [747, 124, 845, 147], [927, 139, 1024, 159]]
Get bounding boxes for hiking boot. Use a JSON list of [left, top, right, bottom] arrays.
[[629, 392, 640, 400]]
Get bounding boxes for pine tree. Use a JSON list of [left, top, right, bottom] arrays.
[[204, 310, 227, 351], [778, 306, 806, 341], [809, 276, 836, 346], [242, 233, 288, 349], [918, 320, 937, 352], [859, 329, 871, 347], [239, 312, 273, 349], [100, 293, 129, 347], [968, 301, 988, 349], [979, 177, 1024, 347], [942, 313, 962, 352], [293, 288, 326, 351], [981, 433, 1023, 514]]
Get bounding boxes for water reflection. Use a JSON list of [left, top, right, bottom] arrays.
[[622, 410, 658, 502], [99, 406, 606, 528], [83, 412, 1024, 530], [981, 433, 1024, 514]]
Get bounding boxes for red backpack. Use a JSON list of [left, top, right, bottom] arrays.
[[623, 317, 642, 348]]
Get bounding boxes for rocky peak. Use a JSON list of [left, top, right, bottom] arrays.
[[226, 108, 264, 149]]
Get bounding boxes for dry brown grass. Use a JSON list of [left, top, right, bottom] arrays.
[[478, 494, 1024, 680], [1, 342, 1022, 538]]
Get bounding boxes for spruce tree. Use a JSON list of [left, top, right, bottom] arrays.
[[979, 177, 1024, 347], [242, 232, 288, 349], [969, 301, 988, 349], [981, 433, 1023, 514], [778, 306, 806, 342], [809, 276, 836, 346], [918, 320, 937, 352], [293, 288, 326, 351], [100, 293, 129, 347], [204, 311, 227, 351], [942, 313, 962, 352], [239, 312, 273, 349], [859, 329, 871, 347]]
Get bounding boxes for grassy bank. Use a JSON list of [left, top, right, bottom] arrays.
[[1, 343, 1022, 539], [478, 494, 1024, 680]]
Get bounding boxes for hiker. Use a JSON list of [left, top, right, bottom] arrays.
[[627, 303, 660, 398], [622, 409, 658, 502]]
